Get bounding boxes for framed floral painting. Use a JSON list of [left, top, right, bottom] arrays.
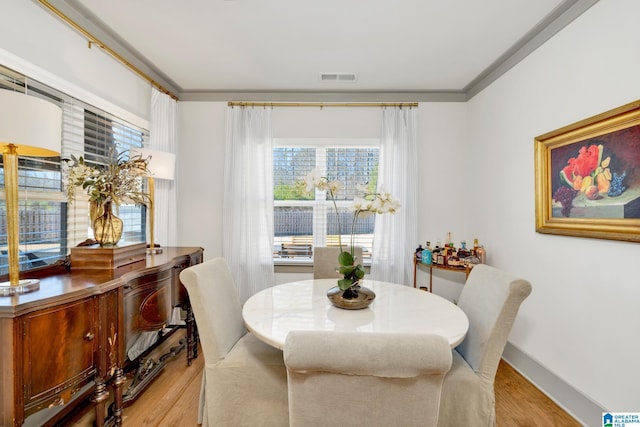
[[535, 100, 640, 242]]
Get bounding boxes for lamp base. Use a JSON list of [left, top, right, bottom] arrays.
[[0, 279, 41, 297], [147, 247, 163, 254]]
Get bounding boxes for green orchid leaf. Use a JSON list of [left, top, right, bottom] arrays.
[[338, 251, 354, 266], [339, 265, 355, 275], [338, 278, 354, 290]]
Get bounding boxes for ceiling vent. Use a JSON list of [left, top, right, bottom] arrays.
[[320, 73, 357, 82]]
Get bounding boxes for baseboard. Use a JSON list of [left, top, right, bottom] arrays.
[[502, 342, 605, 427]]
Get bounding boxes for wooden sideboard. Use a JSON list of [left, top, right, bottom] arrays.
[[0, 246, 203, 427]]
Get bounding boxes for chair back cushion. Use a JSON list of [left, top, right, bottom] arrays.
[[284, 331, 452, 427], [313, 246, 364, 279], [179, 257, 247, 361], [455, 264, 532, 381]]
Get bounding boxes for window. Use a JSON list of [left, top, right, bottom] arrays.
[[68, 109, 147, 244], [273, 140, 379, 262], [0, 64, 148, 275]]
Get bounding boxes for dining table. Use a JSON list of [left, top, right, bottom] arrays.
[[242, 278, 469, 350]]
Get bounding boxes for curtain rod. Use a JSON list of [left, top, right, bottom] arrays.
[[228, 102, 419, 108], [38, 0, 179, 101]]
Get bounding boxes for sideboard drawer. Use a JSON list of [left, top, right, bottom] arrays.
[[124, 267, 173, 337], [22, 297, 96, 416]]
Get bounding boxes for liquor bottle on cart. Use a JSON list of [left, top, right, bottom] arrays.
[[476, 245, 486, 264], [421, 242, 433, 265]]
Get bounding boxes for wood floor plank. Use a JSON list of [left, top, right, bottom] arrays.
[[152, 370, 203, 427], [495, 360, 580, 427]]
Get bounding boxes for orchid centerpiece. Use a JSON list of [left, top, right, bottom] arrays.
[[303, 168, 401, 291]]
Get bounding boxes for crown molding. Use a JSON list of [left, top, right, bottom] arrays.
[[465, 0, 599, 100], [179, 91, 467, 103]]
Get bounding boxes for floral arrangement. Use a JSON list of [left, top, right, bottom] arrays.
[[65, 148, 150, 207], [553, 143, 627, 217], [303, 168, 400, 291]]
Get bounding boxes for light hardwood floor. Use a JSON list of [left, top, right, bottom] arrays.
[[67, 331, 580, 427]]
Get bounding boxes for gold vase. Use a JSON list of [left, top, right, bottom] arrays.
[[91, 201, 123, 247]]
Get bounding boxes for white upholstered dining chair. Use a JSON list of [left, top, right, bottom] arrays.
[[313, 246, 364, 279], [179, 257, 288, 427], [438, 264, 532, 427], [284, 330, 452, 427]]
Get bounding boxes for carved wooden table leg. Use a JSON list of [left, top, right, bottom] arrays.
[[92, 377, 109, 427], [112, 367, 125, 426], [185, 304, 198, 365]]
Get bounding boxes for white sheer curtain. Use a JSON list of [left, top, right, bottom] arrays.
[[148, 87, 177, 247], [222, 106, 275, 304], [370, 107, 418, 285]]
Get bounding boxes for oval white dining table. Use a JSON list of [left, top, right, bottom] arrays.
[[242, 278, 469, 350]]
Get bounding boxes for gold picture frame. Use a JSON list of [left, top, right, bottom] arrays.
[[534, 99, 640, 242]]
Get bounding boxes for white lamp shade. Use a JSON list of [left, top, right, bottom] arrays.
[[0, 90, 62, 156], [135, 148, 175, 180]]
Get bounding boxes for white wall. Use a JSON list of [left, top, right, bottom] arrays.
[[466, 0, 640, 416], [177, 101, 227, 258], [2, 0, 150, 125], [414, 103, 469, 301]]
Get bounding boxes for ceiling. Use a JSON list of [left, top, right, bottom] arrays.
[[41, 0, 598, 102]]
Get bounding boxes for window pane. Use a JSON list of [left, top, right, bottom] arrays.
[[120, 204, 146, 243], [0, 200, 65, 275], [274, 147, 315, 200], [326, 148, 379, 200], [79, 109, 148, 246], [273, 206, 313, 259], [273, 145, 379, 260]]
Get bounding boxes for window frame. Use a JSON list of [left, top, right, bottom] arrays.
[[273, 138, 380, 266]]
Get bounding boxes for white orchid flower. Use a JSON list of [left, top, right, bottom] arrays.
[[377, 186, 392, 202], [303, 169, 323, 192], [385, 198, 401, 213], [327, 180, 343, 194], [297, 174, 400, 271], [370, 197, 384, 213], [355, 184, 369, 194], [350, 197, 369, 211], [377, 198, 400, 214]]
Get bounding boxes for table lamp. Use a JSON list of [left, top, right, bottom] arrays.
[[134, 148, 175, 254], [0, 90, 62, 296]]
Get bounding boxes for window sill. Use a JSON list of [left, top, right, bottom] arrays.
[[274, 259, 312, 274]]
